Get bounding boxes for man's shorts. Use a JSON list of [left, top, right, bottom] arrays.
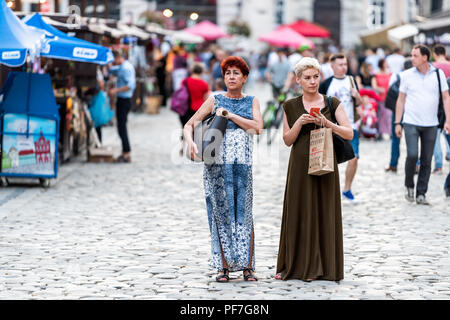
[[350, 129, 359, 159]]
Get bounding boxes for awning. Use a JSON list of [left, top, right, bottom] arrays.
[[388, 24, 419, 42], [144, 24, 204, 44], [85, 18, 125, 39], [259, 26, 315, 49], [359, 23, 399, 48], [23, 13, 113, 65], [182, 20, 228, 41], [115, 22, 151, 41], [146, 23, 173, 36], [285, 20, 330, 38], [418, 17, 450, 31], [171, 31, 204, 44], [0, 1, 45, 67]]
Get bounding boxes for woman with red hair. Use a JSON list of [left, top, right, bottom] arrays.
[[184, 56, 263, 283]]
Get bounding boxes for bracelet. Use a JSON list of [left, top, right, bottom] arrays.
[[394, 122, 402, 126]]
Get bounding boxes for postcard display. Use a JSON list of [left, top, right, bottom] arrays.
[[0, 72, 60, 179]]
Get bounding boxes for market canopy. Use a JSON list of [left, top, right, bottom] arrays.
[[23, 13, 113, 65], [0, 1, 45, 67], [0, 71, 59, 119], [387, 24, 419, 44], [183, 20, 228, 41], [286, 20, 330, 38], [259, 26, 315, 49]]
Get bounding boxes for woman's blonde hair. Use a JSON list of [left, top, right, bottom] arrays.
[[294, 57, 321, 77]]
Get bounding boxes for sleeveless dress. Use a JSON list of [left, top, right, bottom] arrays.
[[203, 94, 255, 272], [276, 94, 344, 281]]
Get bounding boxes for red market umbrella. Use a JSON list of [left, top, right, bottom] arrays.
[[183, 20, 228, 41], [286, 20, 330, 38], [259, 26, 315, 49]]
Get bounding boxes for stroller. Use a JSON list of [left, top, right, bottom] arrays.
[[358, 88, 381, 139]]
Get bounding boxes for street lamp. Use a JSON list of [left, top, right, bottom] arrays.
[[163, 9, 173, 18], [190, 12, 199, 21], [6, 1, 14, 8]]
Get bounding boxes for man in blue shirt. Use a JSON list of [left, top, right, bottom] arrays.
[[108, 50, 136, 163]]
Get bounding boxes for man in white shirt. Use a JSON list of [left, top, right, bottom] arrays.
[[395, 44, 450, 205], [386, 48, 405, 75], [319, 53, 362, 203], [365, 48, 380, 74]]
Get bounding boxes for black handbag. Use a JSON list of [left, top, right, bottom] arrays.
[[192, 109, 228, 164], [326, 96, 356, 164]]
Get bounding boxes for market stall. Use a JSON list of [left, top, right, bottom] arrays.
[[23, 13, 115, 163], [0, 72, 60, 187], [0, 1, 59, 187]]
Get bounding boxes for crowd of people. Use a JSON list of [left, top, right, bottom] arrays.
[[98, 39, 449, 284]]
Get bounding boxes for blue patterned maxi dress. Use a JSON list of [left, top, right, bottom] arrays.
[[203, 94, 255, 272]]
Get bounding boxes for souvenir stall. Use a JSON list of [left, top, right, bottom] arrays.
[[0, 1, 58, 187], [23, 13, 114, 162], [0, 72, 60, 187]]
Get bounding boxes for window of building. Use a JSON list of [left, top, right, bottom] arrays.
[[431, 0, 443, 13], [275, 0, 284, 25], [367, 0, 386, 29]]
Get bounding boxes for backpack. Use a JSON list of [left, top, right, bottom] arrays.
[[385, 74, 400, 112], [436, 69, 450, 130], [170, 79, 190, 116]]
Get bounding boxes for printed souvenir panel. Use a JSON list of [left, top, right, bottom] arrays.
[[2, 114, 57, 176]]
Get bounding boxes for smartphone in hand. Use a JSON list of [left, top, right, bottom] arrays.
[[309, 107, 321, 116]]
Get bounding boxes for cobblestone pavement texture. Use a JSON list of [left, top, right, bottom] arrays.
[[0, 82, 449, 300]]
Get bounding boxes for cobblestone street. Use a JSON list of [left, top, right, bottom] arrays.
[[0, 83, 449, 300]]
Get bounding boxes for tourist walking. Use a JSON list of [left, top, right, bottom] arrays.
[[275, 57, 353, 282], [394, 45, 450, 205], [319, 53, 362, 203], [179, 63, 211, 155], [373, 58, 392, 138], [183, 56, 263, 282], [385, 58, 413, 173], [432, 44, 450, 174]]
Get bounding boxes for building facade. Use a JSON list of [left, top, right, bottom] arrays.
[[218, 0, 420, 51]]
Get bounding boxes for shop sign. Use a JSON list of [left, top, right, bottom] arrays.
[[73, 47, 98, 60], [2, 51, 21, 60]]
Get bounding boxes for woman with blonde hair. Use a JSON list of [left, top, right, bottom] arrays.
[[275, 57, 353, 282]]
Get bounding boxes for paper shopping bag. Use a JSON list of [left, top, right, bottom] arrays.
[[308, 127, 334, 176]]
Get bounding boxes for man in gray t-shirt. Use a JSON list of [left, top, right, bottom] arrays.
[[265, 49, 291, 99]]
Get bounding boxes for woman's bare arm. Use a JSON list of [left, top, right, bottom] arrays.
[[226, 97, 263, 135]]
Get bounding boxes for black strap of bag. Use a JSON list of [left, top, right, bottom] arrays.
[[326, 96, 356, 164], [436, 69, 445, 129]]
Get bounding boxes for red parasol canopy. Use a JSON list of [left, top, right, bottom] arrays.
[[286, 20, 330, 38], [183, 20, 228, 41], [259, 26, 315, 49]]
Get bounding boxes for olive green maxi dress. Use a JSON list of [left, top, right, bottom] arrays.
[[276, 94, 344, 281]]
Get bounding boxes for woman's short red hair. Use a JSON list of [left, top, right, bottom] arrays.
[[220, 56, 250, 77]]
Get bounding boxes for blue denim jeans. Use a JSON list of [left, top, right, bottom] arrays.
[[445, 133, 450, 190], [433, 128, 443, 170], [389, 116, 401, 167]]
